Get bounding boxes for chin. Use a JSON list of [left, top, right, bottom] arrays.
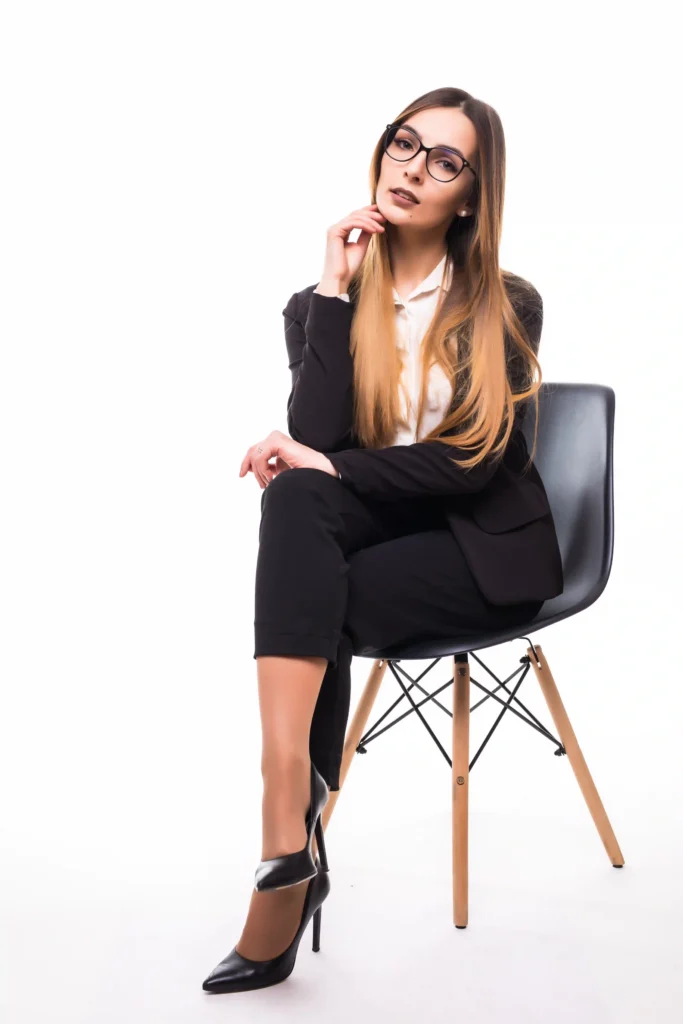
[[377, 197, 399, 222]]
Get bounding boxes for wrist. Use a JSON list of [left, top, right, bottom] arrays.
[[316, 277, 349, 297], [322, 455, 340, 477]]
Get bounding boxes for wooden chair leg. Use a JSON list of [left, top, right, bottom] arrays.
[[526, 643, 625, 867], [318, 658, 389, 839], [452, 656, 470, 928]]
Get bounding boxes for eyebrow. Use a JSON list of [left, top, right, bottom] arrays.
[[402, 122, 466, 159]]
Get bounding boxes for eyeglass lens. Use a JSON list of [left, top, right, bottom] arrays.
[[384, 125, 464, 182]]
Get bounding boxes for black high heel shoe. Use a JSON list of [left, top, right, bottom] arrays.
[[253, 761, 330, 892], [201, 858, 331, 994]]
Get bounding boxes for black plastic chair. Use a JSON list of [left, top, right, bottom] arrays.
[[319, 383, 625, 928]]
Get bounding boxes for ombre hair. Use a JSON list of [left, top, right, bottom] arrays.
[[347, 86, 543, 472]]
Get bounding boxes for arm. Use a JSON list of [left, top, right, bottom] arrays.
[[325, 437, 500, 500], [324, 286, 544, 502], [284, 288, 358, 452]]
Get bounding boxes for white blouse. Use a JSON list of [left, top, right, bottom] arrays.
[[329, 252, 455, 446]]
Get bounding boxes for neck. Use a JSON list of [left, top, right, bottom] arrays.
[[386, 223, 449, 298]]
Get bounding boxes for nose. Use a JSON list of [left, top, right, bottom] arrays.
[[403, 152, 426, 179]]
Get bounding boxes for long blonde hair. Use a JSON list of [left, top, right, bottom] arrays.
[[347, 86, 543, 471]]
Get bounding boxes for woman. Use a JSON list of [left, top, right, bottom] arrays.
[[202, 86, 564, 994]]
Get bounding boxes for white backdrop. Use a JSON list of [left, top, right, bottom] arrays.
[[2, 2, 681, 1022]]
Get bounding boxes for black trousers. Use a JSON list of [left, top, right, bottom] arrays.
[[253, 468, 543, 791]]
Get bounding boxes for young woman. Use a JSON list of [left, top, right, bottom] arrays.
[[202, 86, 564, 995]]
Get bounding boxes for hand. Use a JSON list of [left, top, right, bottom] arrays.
[[319, 203, 386, 293], [239, 430, 339, 490]]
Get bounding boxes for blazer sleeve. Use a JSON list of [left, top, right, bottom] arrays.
[[324, 438, 501, 501], [324, 287, 545, 502], [284, 289, 358, 452]]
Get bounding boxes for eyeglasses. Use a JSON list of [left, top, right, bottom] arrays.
[[382, 123, 477, 183]]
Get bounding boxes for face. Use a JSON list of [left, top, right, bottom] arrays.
[[376, 107, 478, 229]]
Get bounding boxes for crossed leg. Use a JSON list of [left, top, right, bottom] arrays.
[[235, 469, 541, 960]]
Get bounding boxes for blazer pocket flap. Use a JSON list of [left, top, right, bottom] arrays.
[[469, 480, 551, 533]]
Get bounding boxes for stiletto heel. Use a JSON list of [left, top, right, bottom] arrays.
[[312, 905, 322, 952], [202, 859, 331, 994], [254, 761, 330, 892]]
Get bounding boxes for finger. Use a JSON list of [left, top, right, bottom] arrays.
[[339, 216, 385, 239], [253, 463, 268, 488], [355, 215, 386, 232], [335, 212, 383, 234], [347, 212, 385, 230], [346, 220, 385, 242], [346, 228, 372, 247], [241, 446, 264, 479], [346, 230, 373, 261], [252, 448, 273, 488], [273, 455, 290, 478]]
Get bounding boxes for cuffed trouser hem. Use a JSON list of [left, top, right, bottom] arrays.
[[253, 627, 341, 667]]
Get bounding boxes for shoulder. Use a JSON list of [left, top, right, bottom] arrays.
[[502, 270, 543, 323], [282, 283, 319, 324], [502, 271, 544, 371]]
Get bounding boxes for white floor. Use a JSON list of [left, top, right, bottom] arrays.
[[3, 796, 681, 1024]]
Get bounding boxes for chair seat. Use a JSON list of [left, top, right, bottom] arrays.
[[357, 580, 604, 661]]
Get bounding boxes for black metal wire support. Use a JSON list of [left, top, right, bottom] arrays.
[[355, 644, 566, 770]]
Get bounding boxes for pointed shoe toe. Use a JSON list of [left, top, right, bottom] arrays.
[[201, 862, 331, 995], [202, 946, 292, 993]]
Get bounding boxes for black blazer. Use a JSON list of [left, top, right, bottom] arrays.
[[282, 278, 564, 606]]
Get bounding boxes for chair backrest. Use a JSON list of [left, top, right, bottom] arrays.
[[522, 383, 615, 614]]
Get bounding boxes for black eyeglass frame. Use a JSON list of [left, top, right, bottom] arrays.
[[382, 122, 478, 183]]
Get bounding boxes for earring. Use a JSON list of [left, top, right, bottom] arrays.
[[459, 210, 468, 217]]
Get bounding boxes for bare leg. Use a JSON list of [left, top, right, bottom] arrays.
[[235, 654, 328, 961]]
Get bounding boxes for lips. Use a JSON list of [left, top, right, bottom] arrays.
[[391, 188, 419, 204]]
